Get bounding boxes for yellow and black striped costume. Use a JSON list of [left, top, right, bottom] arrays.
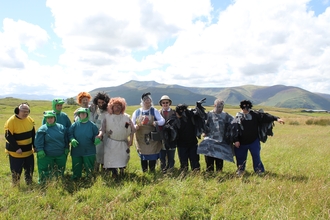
[[4, 115, 35, 158]]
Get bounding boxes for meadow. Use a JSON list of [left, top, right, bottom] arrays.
[[0, 98, 329, 219]]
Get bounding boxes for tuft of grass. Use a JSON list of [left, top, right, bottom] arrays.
[[0, 98, 330, 219]]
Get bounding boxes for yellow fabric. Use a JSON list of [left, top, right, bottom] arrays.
[[4, 115, 35, 158]]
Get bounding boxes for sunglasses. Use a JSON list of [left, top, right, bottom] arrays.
[[162, 102, 169, 104]]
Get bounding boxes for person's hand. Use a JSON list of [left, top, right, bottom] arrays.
[[94, 137, 101, 145], [128, 139, 133, 146], [37, 150, 46, 158], [277, 118, 285, 124], [16, 148, 22, 154], [234, 141, 240, 148], [71, 139, 79, 148], [65, 148, 70, 155]]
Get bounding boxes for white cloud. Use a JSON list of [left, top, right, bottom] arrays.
[[0, 0, 330, 98]]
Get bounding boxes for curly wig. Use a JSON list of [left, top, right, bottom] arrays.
[[93, 92, 110, 110], [108, 97, 127, 115], [77, 92, 92, 105]]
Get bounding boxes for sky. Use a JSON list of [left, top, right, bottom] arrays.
[[0, 0, 330, 98]]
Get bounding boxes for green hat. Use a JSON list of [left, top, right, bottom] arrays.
[[52, 98, 65, 113], [77, 107, 89, 123], [43, 110, 56, 126]]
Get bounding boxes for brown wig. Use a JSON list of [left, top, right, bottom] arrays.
[[108, 97, 127, 115]]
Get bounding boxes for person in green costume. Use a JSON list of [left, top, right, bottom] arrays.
[[43, 98, 72, 129], [68, 108, 100, 179], [35, 111, 69, 184]]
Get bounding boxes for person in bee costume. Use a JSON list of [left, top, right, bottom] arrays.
[[4, 103, 36, 186], [68, 107, 100, 179], [35, 111, 69, 184]]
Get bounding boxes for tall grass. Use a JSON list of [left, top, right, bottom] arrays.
[[0, 99, 329, 219]]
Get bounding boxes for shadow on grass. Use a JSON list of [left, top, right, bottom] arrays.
[[56, 168, 309, 194], [61, 173, 97, 194]]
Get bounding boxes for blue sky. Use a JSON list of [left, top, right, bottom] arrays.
[[0, 0, 330, 98]]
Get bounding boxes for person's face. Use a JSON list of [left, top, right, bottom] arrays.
[[81, 97, 89, 107], [97, 99, 105, 108], [79, 112, 88, 119], [241, 104, 250, 113], [46, 117, 55, 124], [214, 102, 224, 113], [113, 104, 122, 115], [143, 97, 151, 108], [18, 108, 30, 119], [161, 100, 170, 110], [55, 104, 63, 111]]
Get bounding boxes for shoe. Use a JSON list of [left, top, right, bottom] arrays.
[[256, 171, 265, 176], [236, 170, 245, 176]]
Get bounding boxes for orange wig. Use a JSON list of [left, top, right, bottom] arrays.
[[77, 92, 92, 105], [108, 97, 127, 115]]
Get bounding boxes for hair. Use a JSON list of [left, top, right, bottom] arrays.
[[239, 100, 253, 109], [14, 102, 30, 114], [77, 92, 91, 105], [214, 99, 224, 106], [92, 92, 110, 110], [108, 97, 127, 115]]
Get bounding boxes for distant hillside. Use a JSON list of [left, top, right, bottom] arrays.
[[89, 80, 330, 110], [89, 81, 216, 106], [2, 80, 330, 110]]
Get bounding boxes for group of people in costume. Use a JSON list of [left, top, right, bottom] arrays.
[[4, 91, 284, 186]]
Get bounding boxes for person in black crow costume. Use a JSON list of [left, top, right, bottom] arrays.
[[232, 100, 285, 176], [173, 99, 207, 171]]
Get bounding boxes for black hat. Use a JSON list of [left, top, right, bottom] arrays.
[[142, 92, 151, 100]]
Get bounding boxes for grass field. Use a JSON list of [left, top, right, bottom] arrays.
[[0, 98, 329, 219]]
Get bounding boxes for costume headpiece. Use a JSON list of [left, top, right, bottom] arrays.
[[141, 92, 151, 100], [175, 104, 188, 116], [52, 98, 65, 113], [43, 110, 56, 126]]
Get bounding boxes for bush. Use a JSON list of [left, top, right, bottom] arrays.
[[305, 118, 330, 126], [289, 121, 300, 125]]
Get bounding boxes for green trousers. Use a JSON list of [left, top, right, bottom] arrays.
[[71, 155, 96, 179], [37, 154, 67, 184]]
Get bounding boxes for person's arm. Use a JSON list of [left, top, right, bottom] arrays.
[[34, 128, 46, 152], [153, 109, 165, 126], [4, 120, 19, 151]]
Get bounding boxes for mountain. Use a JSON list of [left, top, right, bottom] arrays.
[[0, 94, 57, 101], [2, 80, 330, 109], [89, 80, 330, 110], [89, 81, 216, 106]]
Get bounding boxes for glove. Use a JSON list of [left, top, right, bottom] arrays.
[[71, 139, 79, 148], [65, 148, 70, 155], [37, 150, 46, 159], [94, 137, 101, 146]]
